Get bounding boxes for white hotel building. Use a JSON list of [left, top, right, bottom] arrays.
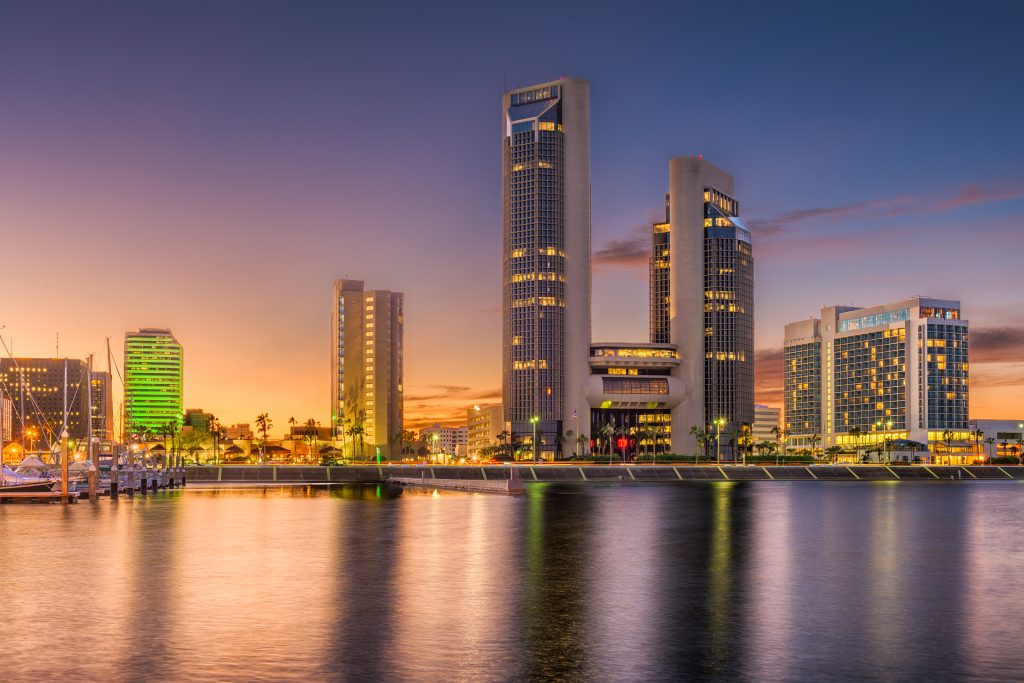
[[784, 296, 969, 452]]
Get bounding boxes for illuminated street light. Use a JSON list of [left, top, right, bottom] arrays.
[[715, 417, 726, 464], [529, 416, 540, 462]]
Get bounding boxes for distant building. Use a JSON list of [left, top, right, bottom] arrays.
[[224, 423, 253, 440], [184, 408, 212, 433], [784, 297, 969, 453], [289, 424, 332, 440], [124, 328, 183, 433], [419, 423, 468, 456], [0, 394, 12, 444], [0, 357, 91, 444], [90, 370, 114, 443], [331, 279, 403, 458], [969, 419, 1023, 459], [752, 404, 781, 443], [467, 404, 504, 457]]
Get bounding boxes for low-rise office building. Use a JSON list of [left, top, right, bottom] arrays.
[[467, 404, 504, 458]]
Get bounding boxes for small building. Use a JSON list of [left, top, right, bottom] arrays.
[[970, 419, 1024, 460], [467, 404, 504, 458], [419, 423, 468, 457], [752, 404, 781, 443]]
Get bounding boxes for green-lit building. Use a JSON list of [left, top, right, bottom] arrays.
[[124, 328, 183, 434]]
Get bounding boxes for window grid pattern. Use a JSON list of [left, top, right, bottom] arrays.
[[703, 189, 754, 445], [503, 97, 566, 435], [920, 322, 968, 430], [784, 341, 822, 436], [833, 328, 907, 432]]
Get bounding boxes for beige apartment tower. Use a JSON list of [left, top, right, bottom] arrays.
[[331, 279, 403, 458]]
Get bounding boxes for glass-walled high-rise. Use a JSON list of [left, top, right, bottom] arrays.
[[649, 194, 671, 345], [702, 187, 755, 450], [502, 78, 590, 459], [124, 328, 183, 434]]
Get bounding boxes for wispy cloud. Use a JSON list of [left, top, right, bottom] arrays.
[[747, 196, 917, 235], [933, 185, 1024, 212], [971, 325, 1024, 364], [593, 225, 649, 269], [404, 384, 501, 430], [752, 183, 1023, 239]]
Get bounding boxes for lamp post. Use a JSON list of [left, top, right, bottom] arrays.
[[715, 418, 725, 464], [875, 420, 893, 464], [431, 432, 440, 464], [530, 416, 540, 462]]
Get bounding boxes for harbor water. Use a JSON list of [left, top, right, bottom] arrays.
[[1, 482, 1022, 682]]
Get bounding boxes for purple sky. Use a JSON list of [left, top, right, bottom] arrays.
[[1, 1, 1021, 429]]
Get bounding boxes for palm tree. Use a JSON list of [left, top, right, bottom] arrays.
[[770, 426, 787, 465], [600, 422, 616, 463], [614, 424, 629, 463], [972, 429, 985, 458], [826, 445, 842, 464], [1016, 437, 1023, 465], [350, 421, 365, 461], [984, 437, 995, 462], [255, 413, 272, 463], [848, 426, 863, 461], [689, 425, 709, 464], [941, 430, 956, 465], [304, 418, 319, 463], [809, 433, 821, 461], [208, 416, 221, 464], [497, 430, 509, 460], [576, 432, 588, 458], [564, 429, 576, 458]]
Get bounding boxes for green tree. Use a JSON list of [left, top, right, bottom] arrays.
[[178, 429, 211, 464], [984, 437, 995, 462], [826, 445, 842, 463]]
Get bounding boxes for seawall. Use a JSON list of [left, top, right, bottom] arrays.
[[185, 464, 1024, 485]]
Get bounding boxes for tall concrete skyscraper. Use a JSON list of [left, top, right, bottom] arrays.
[[502, 77, 591, 459], [331, 279, 403, 458], [124, 328, 183, 433], [667, 157, 754, 455]]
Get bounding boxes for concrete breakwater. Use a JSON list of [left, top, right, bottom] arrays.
[[186, 463, 1024, 485]]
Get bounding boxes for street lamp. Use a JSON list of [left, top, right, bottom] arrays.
[[431, 432, 440, 464], [875, 420, 894, 464], [715, 418, 726, 464], [529, 416, 540, 462]]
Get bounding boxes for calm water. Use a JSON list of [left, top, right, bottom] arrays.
[[2, 482, 1023, 682]]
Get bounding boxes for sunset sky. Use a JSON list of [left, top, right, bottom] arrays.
[[1, 1, 1021, 432]]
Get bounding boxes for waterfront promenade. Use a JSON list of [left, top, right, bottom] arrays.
[[187, 463, 1024, 485]]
